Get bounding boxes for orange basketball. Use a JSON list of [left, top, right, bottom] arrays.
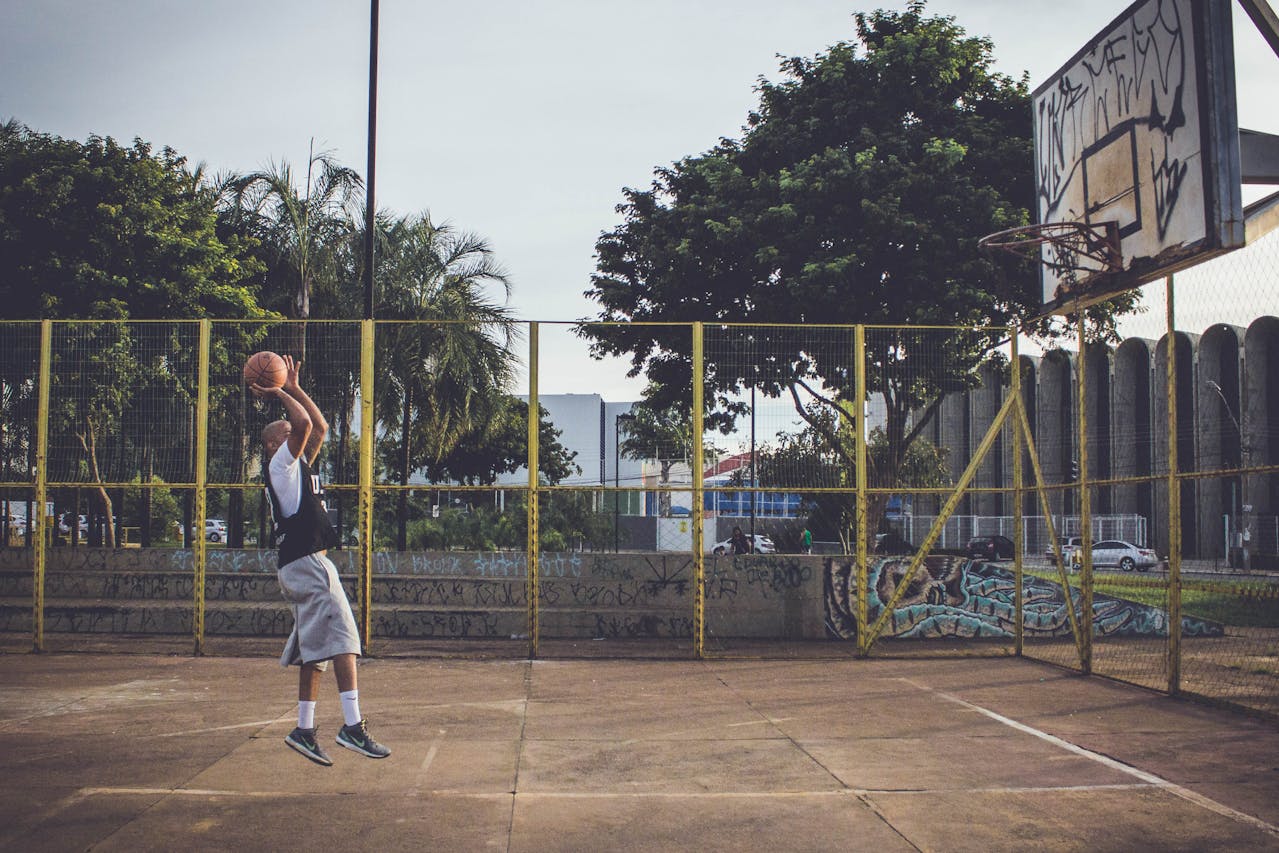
[[242, 351, 287, 390]]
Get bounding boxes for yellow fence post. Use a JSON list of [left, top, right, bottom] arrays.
[[1077, 307, 1093, 675], [32, 319, 51, 652], [1166, 276, 1182, 695], [193, 320, 210, 655], [358, 319, 375, 650], [863, 393, 1018, 650], [1012, 332, 1024, 656], [692, 322, 705, 659], [854, 325, 869, 658], [527, 322, 540, 659], [1014, 403, 1087, 662]]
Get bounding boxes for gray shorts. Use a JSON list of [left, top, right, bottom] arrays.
[[277, 552, 361, 668]]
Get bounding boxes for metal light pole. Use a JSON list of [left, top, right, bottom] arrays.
[[363, 0, 379, 320], [750, 384, 756, 545], [614, 412, 634, 552]]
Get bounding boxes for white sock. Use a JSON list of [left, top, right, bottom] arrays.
[[298, 700, 316, 730], [339, 690, 361, 727]]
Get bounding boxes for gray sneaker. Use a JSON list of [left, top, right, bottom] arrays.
[[285, 726, 333, 766], [336, 719, 390, 758]]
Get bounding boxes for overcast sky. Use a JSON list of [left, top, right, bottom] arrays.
[[2, 0, 1276, 398]]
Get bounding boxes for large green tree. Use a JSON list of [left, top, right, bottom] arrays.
[[0, 121, 263, 319], [581, 3, 1134, 529], [0, 121, 269, 544]]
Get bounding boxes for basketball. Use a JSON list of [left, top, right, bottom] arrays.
[[243, 351, 287, 390]]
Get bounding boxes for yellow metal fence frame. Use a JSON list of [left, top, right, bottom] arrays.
[[0, 307, 1207, 694]]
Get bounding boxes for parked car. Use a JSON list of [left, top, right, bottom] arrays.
[[1091, 539, 1160, 572], [966, 534, 1015, 561], [58, 514, 89, 536], [710, 533, 776, 555], [204, 519, 228, 543], [1045, 536, 1086, 566], [874, 532, 915, 554]]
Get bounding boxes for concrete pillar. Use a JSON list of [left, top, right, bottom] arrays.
[[1154, 332, 1198, 558], [1037, 350, 1074, 522], [1243, 318, 1279, 565], [1112, 339, 1154, 529], [1196, 325, 1245, 561], [969, 364, 1003, 518]]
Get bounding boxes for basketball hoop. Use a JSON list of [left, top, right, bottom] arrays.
[[979, 221, 1123, 282]]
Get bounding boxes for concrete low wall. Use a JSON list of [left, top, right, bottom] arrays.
[[0, 548, 826, 641], [1, 548, 1215, 643]]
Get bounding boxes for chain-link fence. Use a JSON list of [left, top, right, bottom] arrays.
[[2, 304, 1278, 716]]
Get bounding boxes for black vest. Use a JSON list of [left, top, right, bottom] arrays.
[[265, 455, 339, 567]]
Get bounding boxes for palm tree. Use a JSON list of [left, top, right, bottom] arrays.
[[374, 212, 517, 550], [216, 146, 360, 546], [223, 142, 363, 357]]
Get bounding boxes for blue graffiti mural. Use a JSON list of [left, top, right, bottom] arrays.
[[824, 555, 1223, 640]]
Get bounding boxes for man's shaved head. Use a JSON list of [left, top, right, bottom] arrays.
[[262, 420, 291, 458]]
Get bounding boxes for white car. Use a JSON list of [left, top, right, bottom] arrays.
[[58, 514, 88, 536], [1045, 536, 1086, 566], [1090, 540, 1161, 572], [204, 519, 228, 543], [711, 533, 776, 555]]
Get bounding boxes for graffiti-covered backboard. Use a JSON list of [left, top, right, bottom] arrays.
[[1033, 0, 1244, 313]]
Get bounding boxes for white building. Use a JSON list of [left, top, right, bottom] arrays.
[[495, 395, 642, 507]]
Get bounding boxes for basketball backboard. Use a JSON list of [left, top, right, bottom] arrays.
[[1032, 0, 1246, 314]]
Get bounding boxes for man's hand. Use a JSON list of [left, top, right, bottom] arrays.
[[282, 355, 302, 394], [249, 382, 283, 400]]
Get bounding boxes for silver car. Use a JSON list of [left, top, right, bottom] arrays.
[[1090, 539, 1160, 572]]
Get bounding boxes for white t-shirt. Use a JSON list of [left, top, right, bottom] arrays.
[[268, 442, 303, 519]]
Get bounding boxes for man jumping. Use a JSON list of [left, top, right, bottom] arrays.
[[253, 355, 390, 766]]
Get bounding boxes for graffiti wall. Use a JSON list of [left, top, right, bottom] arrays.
[[824, 555, 1224, 640], [0, 548, 1223, 642]]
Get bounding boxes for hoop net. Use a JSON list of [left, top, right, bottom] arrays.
[[978, 221, 1122, 280]]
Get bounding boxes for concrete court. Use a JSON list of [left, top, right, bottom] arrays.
[[2, 652, 1279, 853]]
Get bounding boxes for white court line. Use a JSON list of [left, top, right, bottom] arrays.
[[412, 731, 445, 795], [157, 719, 281, 737], [79, 787, 315, 798], [899, 677, 1279, 838], [70, 783, 1152, 800], [725, 717, 795, 728]]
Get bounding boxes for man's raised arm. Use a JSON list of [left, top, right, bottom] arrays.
[[280, 356, 328, 465]]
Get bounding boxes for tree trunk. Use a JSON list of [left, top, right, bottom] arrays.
[[229, 393, 251, 548], [141, 445, 153, 547], [335, 379, 350, 547], [71, 488, 81, 547], [76, 418, 116, 549], [659, 460, 672, 517], [397, 388, 412, 551]]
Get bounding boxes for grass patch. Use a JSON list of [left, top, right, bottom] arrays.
[[1023, 569, 1279, 628]]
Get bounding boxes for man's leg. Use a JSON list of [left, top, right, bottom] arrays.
[[332, 653, 390, 758], [299, 662, 323, 701], [285, 663, 332, 766], [332, 653, 357, 693], [333, 653, 362, 727]]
